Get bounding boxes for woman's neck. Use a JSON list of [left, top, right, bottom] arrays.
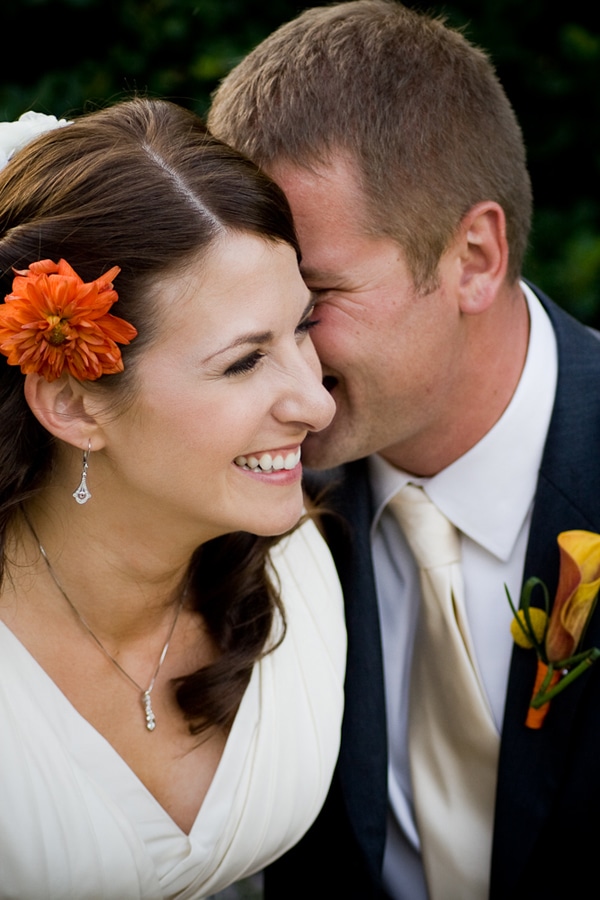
[[13, 499, 193, 647]]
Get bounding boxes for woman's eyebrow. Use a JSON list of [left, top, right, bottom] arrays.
[[201, 330, 274, 364], [202, 297, 313, 364]]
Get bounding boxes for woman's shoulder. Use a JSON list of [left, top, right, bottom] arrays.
[[267, 515, 346, 658], [268, 514, 341, 594]]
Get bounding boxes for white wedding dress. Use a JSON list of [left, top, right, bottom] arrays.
[[0, 518, 346, 899]]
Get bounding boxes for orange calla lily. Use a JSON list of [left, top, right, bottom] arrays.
[[507, 530, 600, 729], [545, 530, 600, 662], [0, 258, 137, 382]]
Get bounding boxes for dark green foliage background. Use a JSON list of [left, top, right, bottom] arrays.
[[2, 0, 599, 324]]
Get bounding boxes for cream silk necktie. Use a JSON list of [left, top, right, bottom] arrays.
[[389, 483, 500, 900]]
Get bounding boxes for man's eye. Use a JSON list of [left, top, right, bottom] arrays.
[[295, 298, 320, 337], [295, 316, 320, 337], [224, 351, 265, 376]]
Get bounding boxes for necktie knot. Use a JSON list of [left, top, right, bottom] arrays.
[[388, 483, 460, 570]]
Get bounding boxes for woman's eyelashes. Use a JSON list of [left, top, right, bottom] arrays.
[[223, 305, 319, 377], [224, 350, 266, 377]]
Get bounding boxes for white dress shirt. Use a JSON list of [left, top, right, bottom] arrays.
[[370, 283, 558, 899]]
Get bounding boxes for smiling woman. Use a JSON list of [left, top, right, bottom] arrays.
[[0, 98, 344, 898]]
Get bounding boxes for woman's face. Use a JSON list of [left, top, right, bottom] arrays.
[[92, 233, 335, 547]]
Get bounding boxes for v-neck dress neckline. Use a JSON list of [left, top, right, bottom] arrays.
[[0, 518, 347, 899]]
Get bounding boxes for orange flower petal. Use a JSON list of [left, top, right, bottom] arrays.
[[0, 259, 136, 382], [546, 530, 600, 662], [13, 259, 62, 277]]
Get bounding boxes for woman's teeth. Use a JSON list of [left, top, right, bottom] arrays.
[[234, 448, 301, 472]]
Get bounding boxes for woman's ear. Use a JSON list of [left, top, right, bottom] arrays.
[[23, 373, 105, 451]]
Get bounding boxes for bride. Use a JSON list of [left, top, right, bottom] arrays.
[[0, 98, 345, 899]]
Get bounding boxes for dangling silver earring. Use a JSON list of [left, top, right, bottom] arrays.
[[72, 440, 92, 504]]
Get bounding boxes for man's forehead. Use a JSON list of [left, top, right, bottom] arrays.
[[269, 151, 364, 198]]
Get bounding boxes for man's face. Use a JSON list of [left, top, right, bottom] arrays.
[[269, 156, 466, 475]]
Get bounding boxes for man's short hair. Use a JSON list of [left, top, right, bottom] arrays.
[[209, 0, 532, 289]]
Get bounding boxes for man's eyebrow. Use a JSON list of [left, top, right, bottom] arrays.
[[300, 265, 331, 282], [300, 266, 346, 290]]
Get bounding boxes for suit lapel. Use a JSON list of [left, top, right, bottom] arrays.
[[491, 293, 600, 895], [318, 461, 389, 883]]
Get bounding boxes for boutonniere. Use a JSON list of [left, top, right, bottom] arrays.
[[506, 530, 600, 729]]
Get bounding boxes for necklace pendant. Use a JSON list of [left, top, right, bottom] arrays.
[[142, 690, 156, 731]]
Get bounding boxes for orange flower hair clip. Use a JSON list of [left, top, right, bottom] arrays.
[[0, 258, 137, 382]]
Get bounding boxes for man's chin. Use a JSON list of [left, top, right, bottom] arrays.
[[302, 429, 347, 471]]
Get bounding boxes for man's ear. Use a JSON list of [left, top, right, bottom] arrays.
[[454, 201, 508, 315], [23, 373, 105, 451]]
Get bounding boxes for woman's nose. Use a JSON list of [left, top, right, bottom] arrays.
[[274, 339, 335, 433]]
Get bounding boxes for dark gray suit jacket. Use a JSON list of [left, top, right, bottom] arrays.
[[265, 288, 600, 898]]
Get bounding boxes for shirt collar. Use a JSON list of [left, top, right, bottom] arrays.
[[370, 282, 557, 561]]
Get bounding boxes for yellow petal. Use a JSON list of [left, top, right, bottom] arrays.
[[510, 608, 548, 649], [546, 531, 600, 661], [560, 578, 600, 641], [559, 530, 600, 582]]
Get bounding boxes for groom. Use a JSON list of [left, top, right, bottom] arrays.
[[208, 1, 600, 896]]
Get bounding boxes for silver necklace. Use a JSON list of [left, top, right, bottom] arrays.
[[26, 516, 185, 732]]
